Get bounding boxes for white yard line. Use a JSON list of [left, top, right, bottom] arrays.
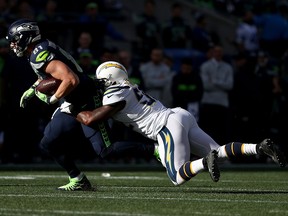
[[0, 193, 287, 204], [0, 176, 35, 180], [0, 207, 243, 216], [0, 208, 153, 216], [0, 174, 287, 184]]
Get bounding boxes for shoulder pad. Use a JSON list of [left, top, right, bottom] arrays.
[[30, 40, 55, 70], [104, 85, 130, 96]]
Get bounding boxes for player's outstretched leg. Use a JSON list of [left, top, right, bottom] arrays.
[[57, 173, 95, 191], [257, 138, 286, 168], [203, 150, 220, 182]]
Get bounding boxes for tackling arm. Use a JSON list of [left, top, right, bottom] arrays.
[[76, 101, 125, 126]]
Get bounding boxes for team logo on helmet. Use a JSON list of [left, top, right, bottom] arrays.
[[14, 23, 38, 33], [95, 61, 128, 87], [101, 63, 126, 72]]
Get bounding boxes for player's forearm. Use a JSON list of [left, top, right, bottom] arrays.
[[76, 109, 106, 126], [76, 111, 92, 125], [77, 105, 121, 126], [54, 79, 77, 99]]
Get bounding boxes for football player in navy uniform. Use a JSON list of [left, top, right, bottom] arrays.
[[6, 19, 156, 191], [75, 61, 286, 186]]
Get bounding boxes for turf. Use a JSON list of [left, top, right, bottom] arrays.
[[0, 168, 287, 216]]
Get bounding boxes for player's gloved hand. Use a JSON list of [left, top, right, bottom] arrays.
[[35, 90, 59, 105], [20, 88, 35, 108], [35, 90, 51, 104]]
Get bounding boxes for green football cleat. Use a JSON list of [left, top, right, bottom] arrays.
[[154, 144, 161, 162], [57, 173, 94, 191]]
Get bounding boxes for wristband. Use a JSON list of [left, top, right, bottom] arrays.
[[32, 80, 40, 89], [49, 94, 59, 104]]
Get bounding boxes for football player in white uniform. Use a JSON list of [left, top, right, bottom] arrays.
[[75, 61, 286, 185]]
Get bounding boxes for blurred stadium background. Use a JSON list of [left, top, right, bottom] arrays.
[[0, 0, 288, 166]]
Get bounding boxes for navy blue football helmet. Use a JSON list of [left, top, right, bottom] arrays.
[[6, 19, 41, 57]]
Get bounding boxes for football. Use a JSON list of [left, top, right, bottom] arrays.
[[36, 76, 61, 95]]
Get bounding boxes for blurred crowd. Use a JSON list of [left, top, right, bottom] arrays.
[[0, 0, 288, 164]]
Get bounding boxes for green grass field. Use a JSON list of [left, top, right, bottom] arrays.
[[0, 166, 287, 216]]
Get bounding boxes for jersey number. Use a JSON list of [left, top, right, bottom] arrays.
[[133, 87, 155, 106]]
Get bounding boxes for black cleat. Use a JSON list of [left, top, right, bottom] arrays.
[[257, 138, 286, 168], [203, 150, 220, 182]]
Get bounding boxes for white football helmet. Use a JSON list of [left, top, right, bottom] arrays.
[[95, 61, 128, 87]]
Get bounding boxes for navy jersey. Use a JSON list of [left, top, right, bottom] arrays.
[[29, 39, 97, 111]]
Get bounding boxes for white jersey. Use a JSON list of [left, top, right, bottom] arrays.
[[102, 81, 173, 140], [102, 81, 220, 186]]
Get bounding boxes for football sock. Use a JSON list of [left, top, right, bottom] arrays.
[[217, 142, 257, 159], [73, 172, 84, 181], [178, 158, 204, 181], [242, 144, 257, 155]]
